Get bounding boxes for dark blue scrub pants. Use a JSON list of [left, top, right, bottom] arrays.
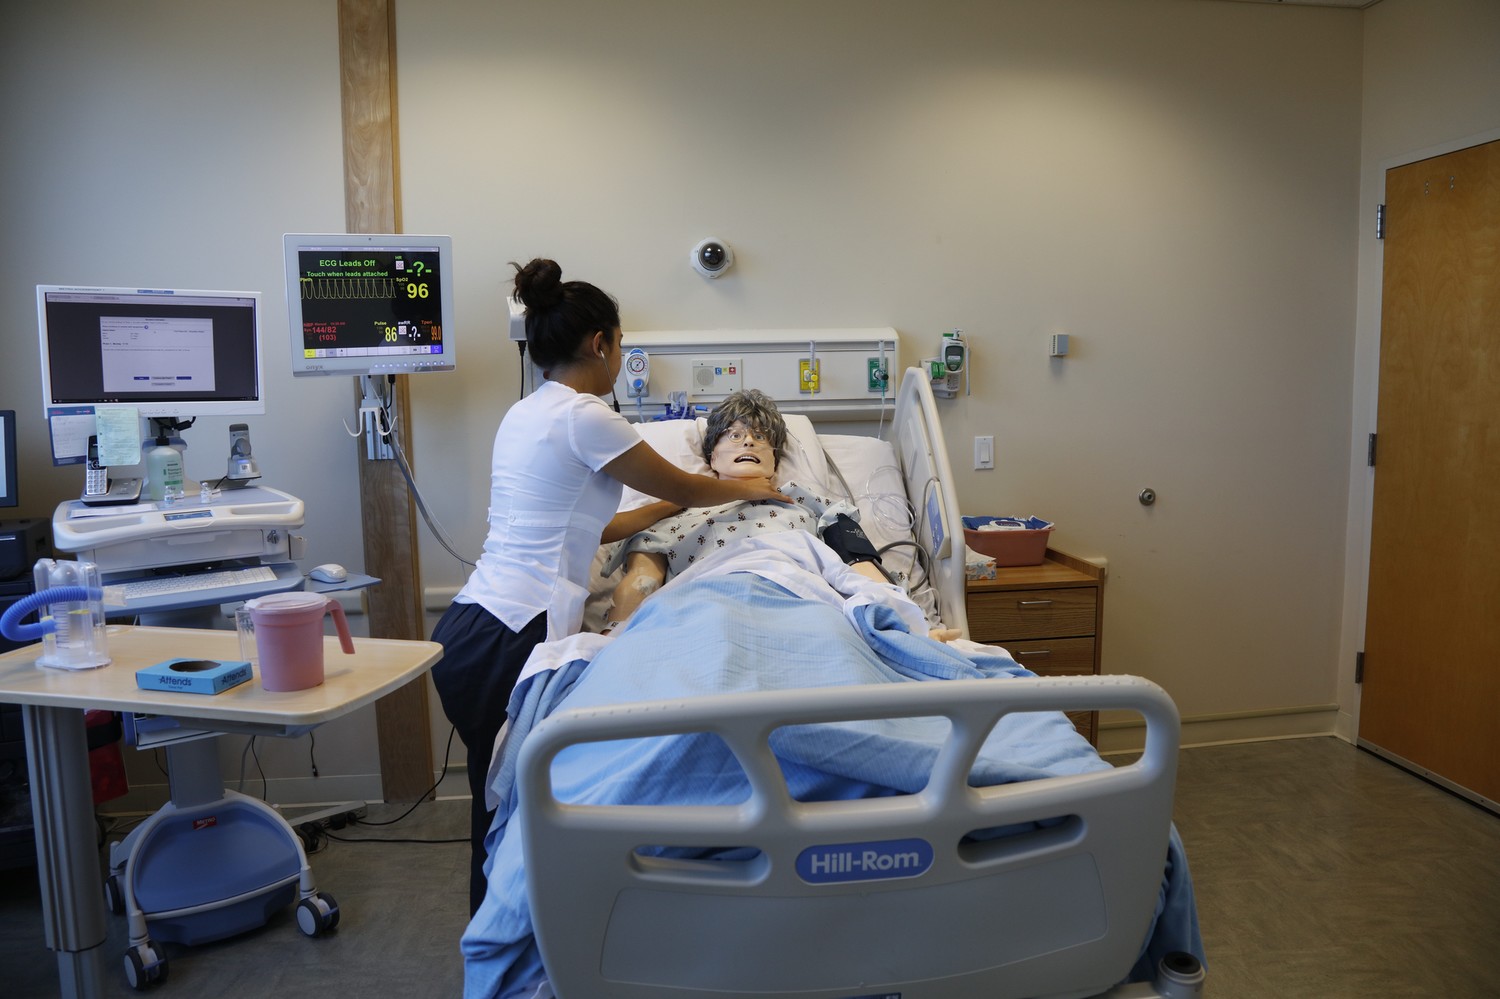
[[429, 602, 547, 915]]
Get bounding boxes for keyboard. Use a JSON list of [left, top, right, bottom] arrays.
[[116, 565, 279, 602]]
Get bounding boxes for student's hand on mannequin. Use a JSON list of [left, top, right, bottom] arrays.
[[726, 476, 791, 505]]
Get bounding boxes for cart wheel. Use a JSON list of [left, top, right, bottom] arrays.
[[103, 874, 125, 915], [124, 941, 168, 990], [296, 892, 340, 937]]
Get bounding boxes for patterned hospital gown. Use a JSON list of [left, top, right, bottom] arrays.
[[602, 482, 859, 580]]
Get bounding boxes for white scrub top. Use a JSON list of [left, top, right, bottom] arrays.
[[455, 380, 641, 639]]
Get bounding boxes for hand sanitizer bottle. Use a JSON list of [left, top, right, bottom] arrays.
[[145, 435, 184, 502]]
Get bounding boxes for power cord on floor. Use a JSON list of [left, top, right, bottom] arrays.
[[305, 726, 467, 846]]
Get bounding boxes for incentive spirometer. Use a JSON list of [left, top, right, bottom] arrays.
[[0, 559, 110, 669]]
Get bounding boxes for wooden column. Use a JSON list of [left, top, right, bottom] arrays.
[[338, 0, 433, 802]]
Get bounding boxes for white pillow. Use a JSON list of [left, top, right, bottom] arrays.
[[618, 414, 828, 509]]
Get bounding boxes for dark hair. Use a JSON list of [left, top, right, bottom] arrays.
[[702, 389, 788, 469], [511, 258, 621, 369]]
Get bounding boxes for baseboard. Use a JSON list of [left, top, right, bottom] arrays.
[[1097, 703, 1340, 756]]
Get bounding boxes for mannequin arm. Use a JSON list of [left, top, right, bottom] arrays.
[[607, 550, 669, 627]]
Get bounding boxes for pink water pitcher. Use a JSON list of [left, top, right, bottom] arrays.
[[245, 592, 355, 691]]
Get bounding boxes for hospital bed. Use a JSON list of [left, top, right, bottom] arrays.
[[464, 368, 1204, 998]]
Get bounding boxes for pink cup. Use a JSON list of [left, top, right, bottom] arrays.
[[246, 592, 355, 692]]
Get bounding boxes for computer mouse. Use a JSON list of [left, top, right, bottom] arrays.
[[308, 563, 348, 584]]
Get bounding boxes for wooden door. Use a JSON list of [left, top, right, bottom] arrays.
[[1360, 138, 1500, 806]]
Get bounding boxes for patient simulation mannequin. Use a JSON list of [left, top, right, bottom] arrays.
[[605, 390, 959, 641]]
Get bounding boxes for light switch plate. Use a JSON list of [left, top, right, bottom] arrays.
[[974, 435, 994, 470]]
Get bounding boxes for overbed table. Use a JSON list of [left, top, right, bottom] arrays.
[[0, 625, 442, 999]]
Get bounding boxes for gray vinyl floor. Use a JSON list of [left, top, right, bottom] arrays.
[[3, 736, 1499, 997]]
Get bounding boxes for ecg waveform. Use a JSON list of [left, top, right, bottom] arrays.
[[300, 277, 403, 300]]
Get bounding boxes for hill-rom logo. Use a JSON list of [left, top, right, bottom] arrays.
[[795, 837, 933, 885]]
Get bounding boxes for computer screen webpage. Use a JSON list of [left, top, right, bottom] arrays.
[[39, 289, 260, 410]]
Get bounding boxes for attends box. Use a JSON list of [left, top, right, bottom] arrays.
[[136, 658, 253, 695]]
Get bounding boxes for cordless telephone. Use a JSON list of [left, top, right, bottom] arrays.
[[84, 436, 108, 497], [79, 434, 142, 506]]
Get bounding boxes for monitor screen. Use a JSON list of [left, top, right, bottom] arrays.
[[36, 286, 265, 419], [0, 411, 15, 508], [283, 233, 455, 377]]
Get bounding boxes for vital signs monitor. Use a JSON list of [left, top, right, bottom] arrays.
[[283, 233, 455, 377]]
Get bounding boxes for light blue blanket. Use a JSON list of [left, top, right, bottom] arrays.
[[462, 562, 1201, 999]]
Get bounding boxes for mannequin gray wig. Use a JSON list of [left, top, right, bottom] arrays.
[[701, 388, 788, 469]]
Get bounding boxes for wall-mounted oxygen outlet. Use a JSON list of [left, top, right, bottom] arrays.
[[867, 357, 890, 392]]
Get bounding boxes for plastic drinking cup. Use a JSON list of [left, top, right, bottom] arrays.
[[234, 605, 257, 665]]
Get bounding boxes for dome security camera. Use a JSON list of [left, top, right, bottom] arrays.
[[691, 238, 734, 279]]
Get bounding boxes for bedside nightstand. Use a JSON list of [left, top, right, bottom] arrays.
[[964, 548, 1104, 744]]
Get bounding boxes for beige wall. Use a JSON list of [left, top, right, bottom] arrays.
[[398, 0, 1363, 742], [7, 0, 1489, 791]]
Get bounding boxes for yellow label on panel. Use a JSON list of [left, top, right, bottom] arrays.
[[799, 358, 821, 393]]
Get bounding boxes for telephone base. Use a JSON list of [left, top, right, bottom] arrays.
[[81, 477, 143, 506]]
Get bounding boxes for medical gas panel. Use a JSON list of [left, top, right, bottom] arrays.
[[612, 328, 899, 422]]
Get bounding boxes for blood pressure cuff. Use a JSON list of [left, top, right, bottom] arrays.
[[821, 514, 883, 568]]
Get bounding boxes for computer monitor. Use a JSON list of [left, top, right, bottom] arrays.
[[0, 411, 16, 508], [282, 233, 455, 377], [36, 286, 266, 420]]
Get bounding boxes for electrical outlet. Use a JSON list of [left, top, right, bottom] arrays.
[[867, 357, 890, 392], [799, 358, 821, 393]]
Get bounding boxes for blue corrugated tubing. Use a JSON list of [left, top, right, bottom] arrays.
[[0, 586, 97, 642]]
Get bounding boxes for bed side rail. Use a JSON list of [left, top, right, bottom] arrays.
[[892, 366, 969, 638], [520, 675, 1183, 999]]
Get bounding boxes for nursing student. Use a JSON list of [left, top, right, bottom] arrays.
[[430, 258, 789, 914]]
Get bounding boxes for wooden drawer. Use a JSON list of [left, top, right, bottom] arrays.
[[966, 551, 1104, 746], [999, 637, 1096, 676], [995, 638, 1098, 745], [967, 587, 1098, 642]]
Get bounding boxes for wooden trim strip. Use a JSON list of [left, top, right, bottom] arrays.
[[337, 0, 433, 802]]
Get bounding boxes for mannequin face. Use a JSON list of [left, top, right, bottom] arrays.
[[709, 421, 777, 480]]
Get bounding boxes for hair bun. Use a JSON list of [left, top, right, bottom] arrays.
[[513, 258, 564, 312]]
